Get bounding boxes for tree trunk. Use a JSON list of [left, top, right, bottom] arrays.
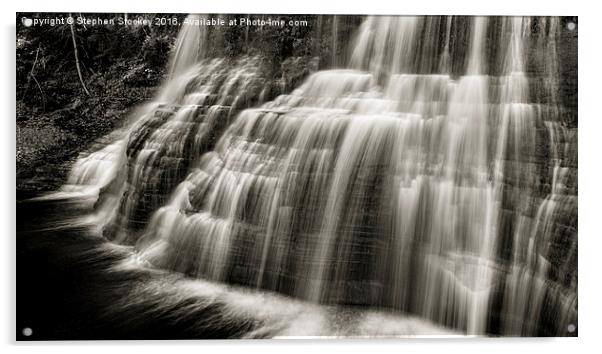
[[69, 14, 90, 95]]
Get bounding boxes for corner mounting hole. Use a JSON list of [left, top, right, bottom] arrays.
[[567, 324, 576, 333], [567, 22, 576, 31], [22, 327, 33, 337]]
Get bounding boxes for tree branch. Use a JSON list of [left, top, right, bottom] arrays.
[[20, 46, 46, 110]]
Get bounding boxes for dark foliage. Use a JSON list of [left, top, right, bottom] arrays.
[[16, 13, 363, 191], [16, 13, 182, 190]]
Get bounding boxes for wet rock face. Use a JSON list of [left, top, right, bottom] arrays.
[[97, 58, 272, 242], [63, 16, 577, 336]]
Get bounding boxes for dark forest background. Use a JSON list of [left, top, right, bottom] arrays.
[[16, 13, 362, 191]]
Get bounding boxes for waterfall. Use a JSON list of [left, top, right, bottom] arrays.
[[168, 14, 207, 80], [59, 15, 577, 336]]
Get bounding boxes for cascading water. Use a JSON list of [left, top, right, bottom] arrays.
[[60, 15, 577, 336], [61, 55, 270, 238]]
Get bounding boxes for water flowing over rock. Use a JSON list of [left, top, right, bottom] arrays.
[[61, 15, 577, 336]]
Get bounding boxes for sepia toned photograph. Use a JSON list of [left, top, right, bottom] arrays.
[[16, 12, 577, 340]]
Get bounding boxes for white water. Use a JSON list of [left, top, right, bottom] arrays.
[[58, 15, 577, 336]]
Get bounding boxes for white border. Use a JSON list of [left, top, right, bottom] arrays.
[[6, 0, 582, 15], [2, 1, 596, 353]]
